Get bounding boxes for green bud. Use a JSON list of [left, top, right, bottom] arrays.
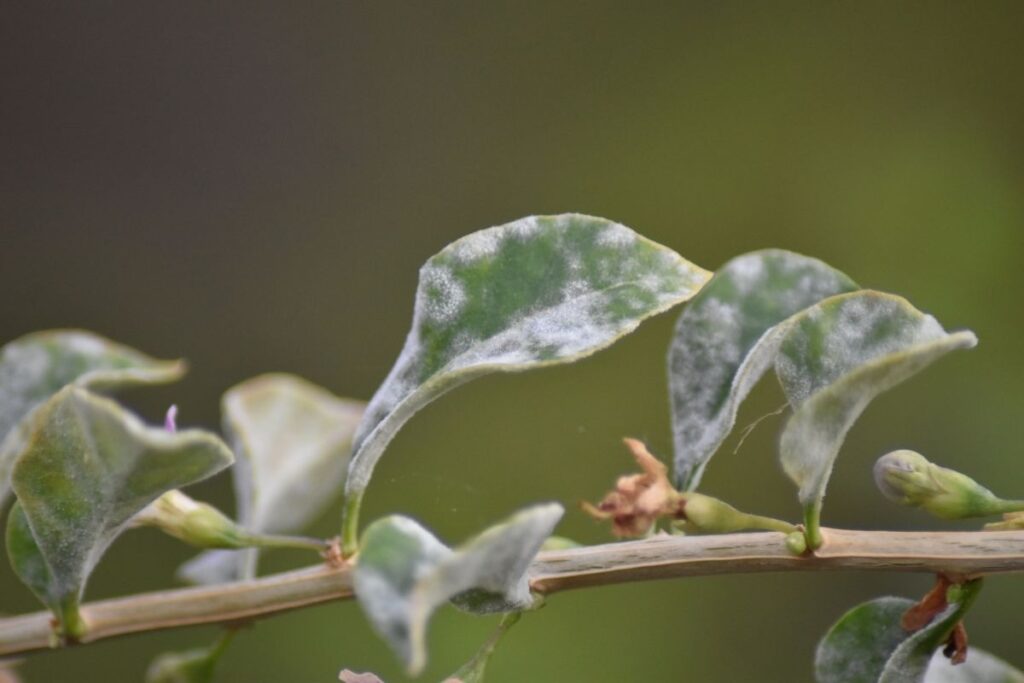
[[873, 450, 1024, 519], [677, 492, 796, 535], [135, 491, 327, 553], [134, 491, 249, 549], [784, 531, 807, 556]]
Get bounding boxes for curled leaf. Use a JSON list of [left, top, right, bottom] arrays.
[[343, 214, 710, 551], [776, 292, 977, 547], [880, 581, 982, 683], [815, 582, 983, 683], [7, 387, 233, 638], [669, 250, 857, 489], [180, 374, 362, 584], [355, 504, 563, 674], [0, 329, 186, 508]]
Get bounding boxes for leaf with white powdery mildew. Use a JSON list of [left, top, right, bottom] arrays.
[[179, 374, 363, 584], [6, 387, 233, 638], [668, 250, 857, 490], [775, 291, 977, 546], [355, 504, 563, 675], [815, 584, 984, 683], [0, 329, 185, 509], [343, 214, 709, 550], [880, 581, 981, 683]]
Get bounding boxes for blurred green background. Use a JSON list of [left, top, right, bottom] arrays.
[[2, 3, 1023, 681]]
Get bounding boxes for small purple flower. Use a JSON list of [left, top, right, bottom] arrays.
[[164, 404, 178, 433]]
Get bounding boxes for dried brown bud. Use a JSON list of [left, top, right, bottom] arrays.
[[582, 438, 681, 537]]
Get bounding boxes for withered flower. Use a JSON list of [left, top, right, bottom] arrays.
[[582, 438, 682, 537], [583, 439, 798, 539]]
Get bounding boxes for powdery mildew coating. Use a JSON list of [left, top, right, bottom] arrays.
[[878, 602, 968, 683], [345, 214, 710, 495], [776, 291, 978, 505], [354, 504, 563, 674], [9, 388, 232, 626], [815, 591, 1010, 683], [0, 330, 184, 509], [668, 250, 857, 490], [776, 294, 946, 406], [924, 647, 1024, 682], [354, 515, 452, 667], [814, 597, 914, 683]]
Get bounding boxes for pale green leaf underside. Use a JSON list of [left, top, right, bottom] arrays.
[[668, 249, 857, 489], [345, 214, 711, 498], [815, 588, 994, 683], [179, 374, 364, 584], [0, 329, 185, 509], [925, 649, 1024, 683], [777, 291, 977, 506], [8, 387, 233, 632], [354, 503, 563, 675]]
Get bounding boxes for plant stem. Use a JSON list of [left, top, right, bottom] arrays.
[[803, 500, 823, 550], [340, 493, 362, 558], [3, 527, 1024, 658], [247, 533, 326, 553], [992, 499, 1024, 515], [737, 513, 797, 534]]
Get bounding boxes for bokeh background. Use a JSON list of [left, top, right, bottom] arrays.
[[2, 3, 1023, 681]]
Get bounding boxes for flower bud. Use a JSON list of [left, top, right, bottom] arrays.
[[874, 450, 1019, 519], [676, 492, 797, 535], [134, 491, 249, 549], [675, 493, 749, 533]]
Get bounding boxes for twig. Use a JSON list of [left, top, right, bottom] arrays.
[[3, 527, 1024, 658]]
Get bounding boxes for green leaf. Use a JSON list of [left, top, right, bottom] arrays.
[[7, 387, 233, 638], [355, 503, 563, 675], [880, 582, 982, 683], [0, 329, 186, 509], [776, 292, 977, 546], [145, 632, 235, 683], [443, 612, 521, 683], [180, 374, 363, 584], [668, 250, 857, 489], [815, 597, 914, 683], [925, 648, 1024, 683], [816, 584, 982, 683], [343, 214, 710, 550]]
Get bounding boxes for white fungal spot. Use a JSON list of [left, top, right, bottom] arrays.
[[595, 222, 636, 248], [418, 266, 467, 324]]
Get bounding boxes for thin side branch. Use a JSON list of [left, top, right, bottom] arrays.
[[3, 527, 1024, 658]]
